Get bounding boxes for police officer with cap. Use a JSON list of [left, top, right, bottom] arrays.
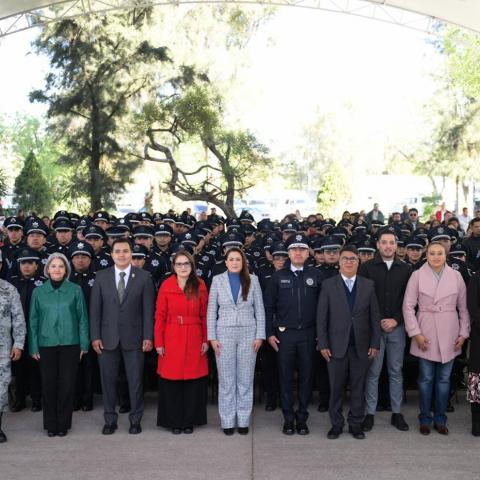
[[405, 236, 426, 269], [1, 216, 25, 278], [67, 240, 97, 411], [48, 219, 75, 254], [84, 225, 113, 271], [265, 233, 325, 435], [9, 247, 45, 412]]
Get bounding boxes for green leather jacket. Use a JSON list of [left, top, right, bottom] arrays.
[[28, 280, 89, 355]]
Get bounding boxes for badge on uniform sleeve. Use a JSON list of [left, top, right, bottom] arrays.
[[306, 278, 314, 286]]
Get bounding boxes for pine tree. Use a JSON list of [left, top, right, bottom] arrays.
[[13, 151, 52, 215]]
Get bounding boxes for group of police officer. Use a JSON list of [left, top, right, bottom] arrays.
[[1, 205, 479, 440]]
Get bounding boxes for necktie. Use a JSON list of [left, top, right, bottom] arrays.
[[118, 271, 126, 303], [346, 278, 354, 292]]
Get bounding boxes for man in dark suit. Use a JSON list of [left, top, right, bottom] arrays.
[[90, 238, 155, 435], [317, 245, 380, 440]]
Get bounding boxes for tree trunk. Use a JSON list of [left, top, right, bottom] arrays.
[[90, 99, 102, 212]]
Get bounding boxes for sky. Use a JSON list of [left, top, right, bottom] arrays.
[[0, 4, 447, 212]]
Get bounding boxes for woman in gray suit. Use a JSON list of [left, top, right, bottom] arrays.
[[207, 247, 265, 435]]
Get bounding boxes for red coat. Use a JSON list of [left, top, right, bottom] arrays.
[[154, 275, 208, 380]]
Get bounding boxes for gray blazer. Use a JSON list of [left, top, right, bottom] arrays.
[[89, 266, 155, 351], [316, 275, 381, 359], [207, 272, 266, 341]]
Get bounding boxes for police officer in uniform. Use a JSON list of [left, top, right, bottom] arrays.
[[1, 217, 25, 278], [9, 248, 45, 412], [68, 240, 97, 411], [265, 233, 325, 435], [84, 225, 113, 271], [47, 218, 75, 254]]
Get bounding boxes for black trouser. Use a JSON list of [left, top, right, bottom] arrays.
[[98, 346, 144, 425], [11, 347, 42, 405], [260, 343, 279, 404], [39, 345, 80, 432], [316, 355, 330, 407], [157, 377, 208, 429], [75, 347, 96, 407], [328, 345, 370, 429], [276, 326, 316, 423]]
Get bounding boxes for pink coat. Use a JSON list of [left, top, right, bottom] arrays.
[[402, 263, 470, 363]]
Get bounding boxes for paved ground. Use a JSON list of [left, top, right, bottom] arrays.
[[1, 393, 478, 480]]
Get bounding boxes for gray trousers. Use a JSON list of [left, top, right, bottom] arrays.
[[215, 326, 257, 428], [98, 345, 144, 425], [0, 353, 11, 413], [365, 326, 406, 415], [328, 346, 370, 429]]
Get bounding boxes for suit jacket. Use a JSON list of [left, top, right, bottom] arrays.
[[403, 263, 470, 363], [89, 266, 155, 350], [316, 275, 381, 359], [207, 271, 266, 341]]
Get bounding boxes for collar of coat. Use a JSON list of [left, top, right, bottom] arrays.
[[373, 252, 403, 266], [43, 279, 73, 294]]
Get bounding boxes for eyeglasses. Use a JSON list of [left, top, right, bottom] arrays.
[[340, 257, 358, 263], [174, 262, 191, 268]]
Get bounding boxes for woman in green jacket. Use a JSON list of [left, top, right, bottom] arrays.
[[29, 252, 89, 437]]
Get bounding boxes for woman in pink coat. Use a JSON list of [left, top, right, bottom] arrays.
[[403, 241, 470, 435]]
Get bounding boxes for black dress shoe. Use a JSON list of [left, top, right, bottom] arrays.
[[391, 413, 409, 431], [361, 414, 374, 432], [348, 426, 365, 439], [296, 422, 309, 435], [73, 403, 81, 412], [282, 422, 295, 435], [129, 423, 142, 434], [102, 423, 117, 435], [11, 401, 26, 413], [31, 403, 42, 412], [317, 404, 328, 412], [265, 404, 277, 412], [238, 427, 249, 435], [119, 405, 131, 414], [223, 428, 234, 436], [0, 429, 7, 443], [47, 431, 56, 437], [172, 428, 182, 434], [183, 426, 194, 434], [82, 405, 93, 412], [57, 431, 67, 437], [446, 403, 455, 413], [327, 426, 343, 439]]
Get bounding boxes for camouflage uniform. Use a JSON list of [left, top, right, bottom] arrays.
[[0, 279, 26, 412]]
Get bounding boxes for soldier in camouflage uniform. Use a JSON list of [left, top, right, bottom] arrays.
[[0, 250, 26, 443]]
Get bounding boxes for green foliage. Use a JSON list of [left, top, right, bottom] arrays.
[[30, 10, 171, 210], [316, 161, 351, 218], [13, 151, 53, 215]]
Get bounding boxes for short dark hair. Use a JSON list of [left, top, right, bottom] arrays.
[[111, 238, 133, 252], [409, 208, 418, 213], [339, 244, 358, 256], [377, 230, 397, 242], [469, 218, 480, 228]]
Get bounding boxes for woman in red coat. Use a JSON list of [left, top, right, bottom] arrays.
[[154, 251, 209, 434]]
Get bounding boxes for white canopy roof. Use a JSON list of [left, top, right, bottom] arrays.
[[1, 0, 480, 36]]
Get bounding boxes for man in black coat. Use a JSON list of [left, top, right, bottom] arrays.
[[358, 227, 412, 432], [317, 244, 380, 440], [90, 238, 155, 435]]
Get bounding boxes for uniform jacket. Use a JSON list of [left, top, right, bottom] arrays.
[[0, 279, 26, 354], [207, 271, 266, 341], [358, 253, 412, 326], [264, 262, 324, 338], [154, 275, 208, 380], [89, 266, 155, 350], [467, 272, 480, 373], [316, 275, 381, 359], [403, 263, 470, 363], [28, 279, 89, 355]]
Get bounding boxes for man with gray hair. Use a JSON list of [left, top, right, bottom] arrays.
[[0, 250, 26, 442]]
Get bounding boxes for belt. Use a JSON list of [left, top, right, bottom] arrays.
[[418, 306, 457, 313], [167, 315, 201, 325]]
